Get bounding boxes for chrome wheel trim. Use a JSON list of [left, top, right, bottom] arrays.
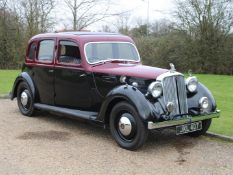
[[20, 91, 28, 107], [118, 115, 133, 137]]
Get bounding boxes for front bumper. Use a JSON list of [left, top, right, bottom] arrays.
[[148, 110, 220, 130]]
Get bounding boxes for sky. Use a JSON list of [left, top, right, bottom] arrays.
[[54, 0, 175, 32], [116, 0, 175, 19]]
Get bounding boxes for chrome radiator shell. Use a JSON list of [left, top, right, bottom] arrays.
[[157, 72, 188, 118]]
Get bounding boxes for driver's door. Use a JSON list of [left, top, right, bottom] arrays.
[[54, 39, 92, 110]]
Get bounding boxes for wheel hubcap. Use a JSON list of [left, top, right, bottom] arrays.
[[118, 115, 132, 136], [20, 91, 28, 106]]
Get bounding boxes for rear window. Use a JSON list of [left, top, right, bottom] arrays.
[[38, 40, 54, 62], [28, 42, 37, 60]]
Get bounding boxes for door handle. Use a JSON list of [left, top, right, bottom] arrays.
[[102, 76, 116, 82], [79, 73, 86, 77], [48, 69, 54, 73]]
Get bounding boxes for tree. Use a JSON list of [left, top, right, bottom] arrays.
[[101, 25, 112, 32], [115, 13, 131, 35], [65, 0, 111, 30], [20, 0, 55, 37], [131, 24, 148, 37], [150, 19, 175, 36], [0, 0, 25, 69], [174, 0, 233, 73], [0, 0, 55, 69], [0, 0, 8, 68], [175, 0, 233, 36]]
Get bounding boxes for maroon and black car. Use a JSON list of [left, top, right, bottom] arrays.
[[11, 32, 220, 150]]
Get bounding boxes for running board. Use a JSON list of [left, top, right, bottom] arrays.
[[34, 103, 98, 120]]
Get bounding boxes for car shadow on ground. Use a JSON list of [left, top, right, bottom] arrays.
[[30, 111, 198, 152]]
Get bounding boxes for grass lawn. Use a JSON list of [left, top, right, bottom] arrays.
[[195, 74, 233, 137], [0, 70, 20, 95], [0, 70, 232, 137]]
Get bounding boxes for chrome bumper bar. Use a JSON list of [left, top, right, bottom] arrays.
[[148, 110, 220, 130]]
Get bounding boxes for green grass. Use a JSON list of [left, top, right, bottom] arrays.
[[194, 74, 233, 137], [0, 70, 20, 95], [0, 70, 232, 137]]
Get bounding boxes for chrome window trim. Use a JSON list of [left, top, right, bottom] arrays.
[[84, 41, 141, 65]]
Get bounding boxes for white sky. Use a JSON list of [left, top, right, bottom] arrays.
[[116, 0, 175, 19], [54, 0, 175, 31]]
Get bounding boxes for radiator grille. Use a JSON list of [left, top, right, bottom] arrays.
[[162, 75, 188, 117]]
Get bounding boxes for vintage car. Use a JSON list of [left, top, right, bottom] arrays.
[[11, 32, 220, 150]]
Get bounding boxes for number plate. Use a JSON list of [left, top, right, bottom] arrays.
[[176, 121, 202, 135]]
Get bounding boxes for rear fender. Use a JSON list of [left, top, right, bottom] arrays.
[[11, 72, 35, 100]]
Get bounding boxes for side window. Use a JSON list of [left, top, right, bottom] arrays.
[[38, 40, 55, 62], [58, 41, 81, 64], [28, 42, 37, 60]]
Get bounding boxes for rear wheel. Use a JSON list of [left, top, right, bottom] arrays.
[[17, 82, 35, 116], [110, 102, 148, 150], [186, 119, 212, 137]]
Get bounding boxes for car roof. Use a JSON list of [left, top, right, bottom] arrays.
[[57, 31, 121, 36], [31, 31, 125, 39], [30, 31, 133, 43]]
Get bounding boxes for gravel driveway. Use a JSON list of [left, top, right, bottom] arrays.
[[0, 99, 233, 175]]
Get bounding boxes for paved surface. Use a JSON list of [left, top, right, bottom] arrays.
[[0, 99, 233, 175]]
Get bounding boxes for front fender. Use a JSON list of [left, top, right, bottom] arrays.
[[98, 85, 160, 123], [187, 83, 216, 113], [11, 72, 35, 100]]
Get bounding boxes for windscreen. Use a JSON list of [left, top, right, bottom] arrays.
[[85, 42, 140, 64]]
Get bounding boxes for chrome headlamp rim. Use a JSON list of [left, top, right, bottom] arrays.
[[186, 76, 198, 93], [120, 76, 127, 83], [199, 97, 209, 109], [148, 81, 163, 98]]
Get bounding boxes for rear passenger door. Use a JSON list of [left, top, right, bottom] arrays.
[[32, 39, 56, 105], [54, 39, 92, 110]]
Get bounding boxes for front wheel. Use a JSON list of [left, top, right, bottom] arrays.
[[186, 119, 212, 137], [110, 102, 148, 150], [17, 82, 35, 116]]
